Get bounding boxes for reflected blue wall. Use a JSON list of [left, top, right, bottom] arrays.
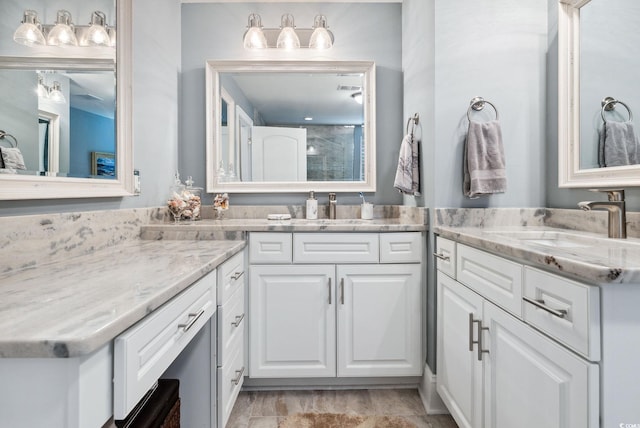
[[69, 108, 115, 178]]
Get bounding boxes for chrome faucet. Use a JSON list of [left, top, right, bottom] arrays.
[[328, 193, 337, 219], [578, 189, 627, 239]]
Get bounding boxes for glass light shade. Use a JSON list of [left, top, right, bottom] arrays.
[[37, 75, 49, 98], [47, 11, 78, 47], [108, 27, 116, 47], [13, 10, 45, 46], [276, 14, 300, 49], [80, 11, 110, 46], [244, 13, 267, 49], [49, 82, 66, 104], [351, 92, 363, 105], [309, 15, 333, 50]]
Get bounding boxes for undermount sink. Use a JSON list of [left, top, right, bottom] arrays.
[[485, 230, 604, 249]]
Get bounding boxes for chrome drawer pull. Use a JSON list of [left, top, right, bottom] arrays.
[[178, 309, 205, 332], [476, 319, 490, 361], [231, 366, 245, 385], [328, 278, 332, 305], [523, 296, 568, 319], [231, 313, 245, 328], [232, 271, 245, 281], [433, 252, 450, 262], [340, 278, 345, 305], [468, 313, 475, 352]]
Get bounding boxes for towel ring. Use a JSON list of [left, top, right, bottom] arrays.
[[601, 97, 633, 123], [467, 96, 499, 122], [406, 113, 419, 135], [0, 130, 18, 148]]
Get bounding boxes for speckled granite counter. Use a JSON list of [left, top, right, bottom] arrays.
[[0, 239, 245, 358], [434, 208, 640, 285]]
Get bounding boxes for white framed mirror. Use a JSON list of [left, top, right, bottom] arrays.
[[0, 0, 133, 200], [205, 60, 376, 193], [558, 0, 640, 187]]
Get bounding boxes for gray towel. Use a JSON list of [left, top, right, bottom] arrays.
[[463, 120, 506, 198], [0, 147, 26, 170], [393, 133, 421, 196], [598, 121, 639, 167]]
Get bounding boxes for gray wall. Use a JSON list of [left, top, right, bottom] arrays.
[[0, 0, 181, 216], [403, 0, 549, 373], [179, 2, 404, 207]]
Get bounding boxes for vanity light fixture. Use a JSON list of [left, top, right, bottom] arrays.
[[13, 10, 46, 46], [13, 9, 115, 48], [36, 74, 49, 99], [47, 10, 78, 47], [243, 13, 334, 50], [351, 92, 363, 105]]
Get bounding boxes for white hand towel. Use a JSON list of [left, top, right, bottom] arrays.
[[598, 121, 640, 167], [0, 147, 26, 170], [393, 133, 421, 196], [463, 120, 506, 198]]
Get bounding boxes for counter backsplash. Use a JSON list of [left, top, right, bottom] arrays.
[[435, 207, 640, 239], [0, 207, 165, 273]]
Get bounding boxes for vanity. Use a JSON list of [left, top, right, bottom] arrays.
[[433, 208, 640, 428]]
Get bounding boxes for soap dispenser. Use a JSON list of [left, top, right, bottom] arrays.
[[306, 191, 318, 220]]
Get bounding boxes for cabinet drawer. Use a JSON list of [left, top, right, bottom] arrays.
[[380, 232, 423, 263], [217, 250, 246, 305], [523, 267, 601, 360], [293, 233, 379, 263], [217, 285, 246, 367], [435, 237, 456, 278], [250, 232, 292, 264], [113, 271, 216, 419], [217, 337, 245, 428], [457, 244, 523, 316]]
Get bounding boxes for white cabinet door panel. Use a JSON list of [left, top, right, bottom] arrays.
[[483, 301, 599, 428], [436, 272, 484, 428], [337, 264, 421, 377], [249, 265, 336, 378]]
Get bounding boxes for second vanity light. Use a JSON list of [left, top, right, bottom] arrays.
[[14, 9, 116, 48], [243, 13, 334, 50]]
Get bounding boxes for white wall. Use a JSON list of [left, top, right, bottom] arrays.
[[179, 2, 404, 206]]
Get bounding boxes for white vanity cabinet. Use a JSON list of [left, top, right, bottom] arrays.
[[436, 237, 599, 428], [215, 250, 247, 428], [249, 232, 423, 379]]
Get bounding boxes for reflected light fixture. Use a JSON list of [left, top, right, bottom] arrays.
[[351, 92, 363, 105], [276, 14, 300, 49], [47, 10, 78, 47], [14, 9, 115, 48], [309, 15, 333, 50], [243, 13, 267, 49], [36, 74, 49, 98], [13, 10, 46, 46], [48, 81, 66, 104], [243, 13, 334, 50]]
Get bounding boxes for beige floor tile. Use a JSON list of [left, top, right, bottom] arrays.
[[368, 389, 427, 416], [310, 389, 377, 415], [250, 390, 315, 417]]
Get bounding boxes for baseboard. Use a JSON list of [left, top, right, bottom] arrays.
[[418, 363, 449, 415]]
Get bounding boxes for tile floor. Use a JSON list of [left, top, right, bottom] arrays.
[[226, 389, 459, 428]]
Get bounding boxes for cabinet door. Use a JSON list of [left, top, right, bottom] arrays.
[[249, 265, 336, 378], [436, 272, 484, 428], [483, 301, 599, 428], [337, 264, 422, 377]]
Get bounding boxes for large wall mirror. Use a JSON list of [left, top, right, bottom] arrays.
[[205, 60, 376, 193], [558, 0, 640, 187], [0, 0, 132, 200]]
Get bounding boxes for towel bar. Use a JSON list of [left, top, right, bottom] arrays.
[[467, 97, 499, 122], [601, 97, 633, 123]]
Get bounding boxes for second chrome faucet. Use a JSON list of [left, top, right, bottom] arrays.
[[578, 189, 627, 239]]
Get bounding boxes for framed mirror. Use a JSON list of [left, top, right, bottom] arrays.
[[205, 60, 376, 193], [0, 0, 132, 200], [558, 0, 640, 187]]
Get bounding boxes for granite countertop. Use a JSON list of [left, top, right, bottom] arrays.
[[0, 239, 245, 358], [435, 225, 640, 284], [142, 218, 427, 235]]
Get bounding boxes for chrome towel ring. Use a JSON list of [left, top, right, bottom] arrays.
[[0, 130, 18, 147], [406, 113, 419, 136], [467, 96, 499, 122], [601, 97, 633, 123]]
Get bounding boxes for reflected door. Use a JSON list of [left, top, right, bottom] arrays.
[[251, 126, 307, 181]]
